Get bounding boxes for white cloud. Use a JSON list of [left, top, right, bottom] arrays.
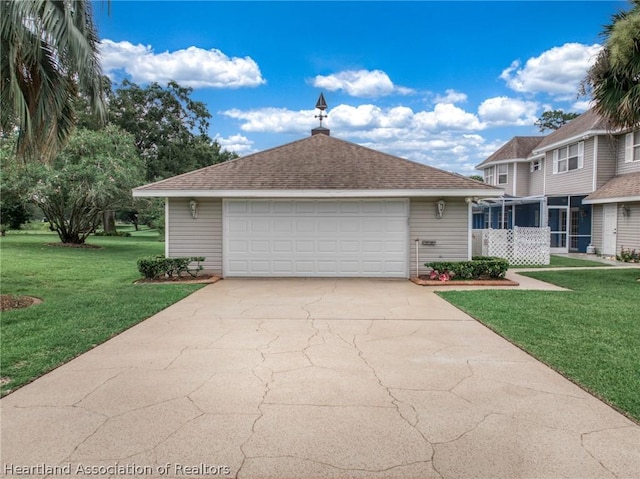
[[214, 134, 255, 155], [571, 99, 593, 112], [311, 69, 413, 97], [222, 101, 494, 173], [99, 39, 265, 88], [414, 103, 485, 132], [434, 89, 468, 104], [478, 97, 539, 126], [500, 43, 601, 100], [223, 108, 316, 133]]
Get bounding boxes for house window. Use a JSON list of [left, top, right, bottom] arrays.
[[553, 141, 584, 174], [497, 164, 508, 184], [483, 212, 489, 229], [530, 159, 541, 172], [625, 131, 640, 162], [484, 166, 494, 185]]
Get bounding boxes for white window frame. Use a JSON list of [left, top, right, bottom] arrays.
[[530, 159, 541, 172], [484, 166, 494, 185], [497, 164, 508, 185], [553, 141, 584, 174], [625, 131, 640, 163]]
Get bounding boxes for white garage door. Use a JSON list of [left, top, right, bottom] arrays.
[[224, 199, 409, 277]]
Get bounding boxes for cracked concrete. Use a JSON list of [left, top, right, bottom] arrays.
[[1, 278, 638, 479]]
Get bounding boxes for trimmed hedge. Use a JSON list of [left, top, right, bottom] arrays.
[[137, 255, 205, 279], [426, 256, 509, 279]]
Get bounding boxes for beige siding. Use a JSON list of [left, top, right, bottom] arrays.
[[616, 133, 640, 175], [596, 135, 617, 188], [545, 137, 595, 195], [528, 158, 545, 196], [495, 163, 514, 195], [410, 198, 469, 276], [617, 202, 640, 253], [167, 198, 222, 274], [515, 162, 530, 196], [591, 205, 603, 252]]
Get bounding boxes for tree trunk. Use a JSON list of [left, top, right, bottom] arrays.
[[102, 210, 116, 233]]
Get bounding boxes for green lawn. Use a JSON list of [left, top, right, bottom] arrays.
[[0, 233, 204, 396], [510, 254, 609, 268], [439, 268, 640, 422]]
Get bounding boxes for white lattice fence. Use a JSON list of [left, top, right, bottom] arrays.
[[484, 227, 550, 265]]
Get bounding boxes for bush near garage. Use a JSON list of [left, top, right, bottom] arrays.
[[137, 255, 205, 279], [426, 256, 509, 280]]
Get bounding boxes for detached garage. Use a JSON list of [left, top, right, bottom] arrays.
[[133, 129, 501, 278]]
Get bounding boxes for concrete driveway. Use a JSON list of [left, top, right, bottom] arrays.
[[2, 279, 638, 478]]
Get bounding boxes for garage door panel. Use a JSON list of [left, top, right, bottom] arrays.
[[250, 240, 269, 253], [251, 219, 270, 233], [224, 199, 408, 277], [296, 220, 315, 233], [273, 240, 293, 253]]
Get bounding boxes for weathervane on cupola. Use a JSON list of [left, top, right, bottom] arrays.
[[311, 93, 330, 136]]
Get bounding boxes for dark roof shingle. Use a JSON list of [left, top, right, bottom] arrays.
[[534, 109, 610, 152], [585, 171, 640, 202], [135, 134, 498, 192], [476, 136, 544, 168]]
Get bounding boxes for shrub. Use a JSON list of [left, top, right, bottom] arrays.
[[425, 256, 509, 279], [137, 255, 205, 279], [94, 230, 131, 237], [617, 248, 640, 263]]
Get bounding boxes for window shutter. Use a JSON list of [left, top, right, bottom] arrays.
[[578, 141, 584, 169], [625, 133, 633, 163], [530, 162, 534, 173], [552, 150, 558, 174]]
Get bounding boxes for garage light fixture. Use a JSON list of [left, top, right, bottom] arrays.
[[436, 199, 446, 219], [189, 199, 198, 219]]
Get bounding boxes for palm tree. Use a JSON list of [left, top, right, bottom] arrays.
[[584, 0, 640, 130], [1, 0, 106, 162]]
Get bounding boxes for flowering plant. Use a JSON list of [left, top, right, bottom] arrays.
[[429, 269, 454, 282]]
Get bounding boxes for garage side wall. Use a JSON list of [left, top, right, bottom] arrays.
[[167, 198, 223, 274], [410, 198, 469, 277]]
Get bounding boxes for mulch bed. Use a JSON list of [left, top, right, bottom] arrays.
[[134, 275, 221, 285], [411, 276, 519, 286], [0, 295, 43, 312], [46, 242, 102, 249]]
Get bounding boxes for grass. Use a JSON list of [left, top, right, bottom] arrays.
[[0, 232, 204, 396], [439, 268, 640, 422], [510, 254, 609, 268]]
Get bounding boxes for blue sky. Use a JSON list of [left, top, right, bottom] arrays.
[[94, 1, 628, 175]]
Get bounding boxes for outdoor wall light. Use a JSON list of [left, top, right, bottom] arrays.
[[620, 204, 629, 217], [189, 199, 198, 219], [436, 199, 446, 219]]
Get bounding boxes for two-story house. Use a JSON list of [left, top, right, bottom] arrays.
[[475, 109, 640, 256]]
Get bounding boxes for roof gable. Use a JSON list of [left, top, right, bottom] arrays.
[[134, 134, 499, 193], [476, 136, 544, 168], [533, 109, 610, 152]]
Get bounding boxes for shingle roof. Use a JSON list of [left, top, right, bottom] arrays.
[[534, 109, 610, 152], [134, 134, 499, 192], [476, 136, 544, 168], [584, 171, 640, 202]]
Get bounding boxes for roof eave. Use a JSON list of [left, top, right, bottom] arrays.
[[583, 195, 640, 205], [532, 130, 614, 155], [475, 157, 533, 169], [132, 188, 504, 198]]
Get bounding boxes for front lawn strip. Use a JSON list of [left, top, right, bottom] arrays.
[[510, 255, 610, 268], [438, 268, 640, 423], [0, 234, 205, 396]]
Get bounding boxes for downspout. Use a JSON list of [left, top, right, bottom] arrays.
[[415, 238, 420, 278], [467, 198, 473, 259], [164, 197, 170, 257]]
